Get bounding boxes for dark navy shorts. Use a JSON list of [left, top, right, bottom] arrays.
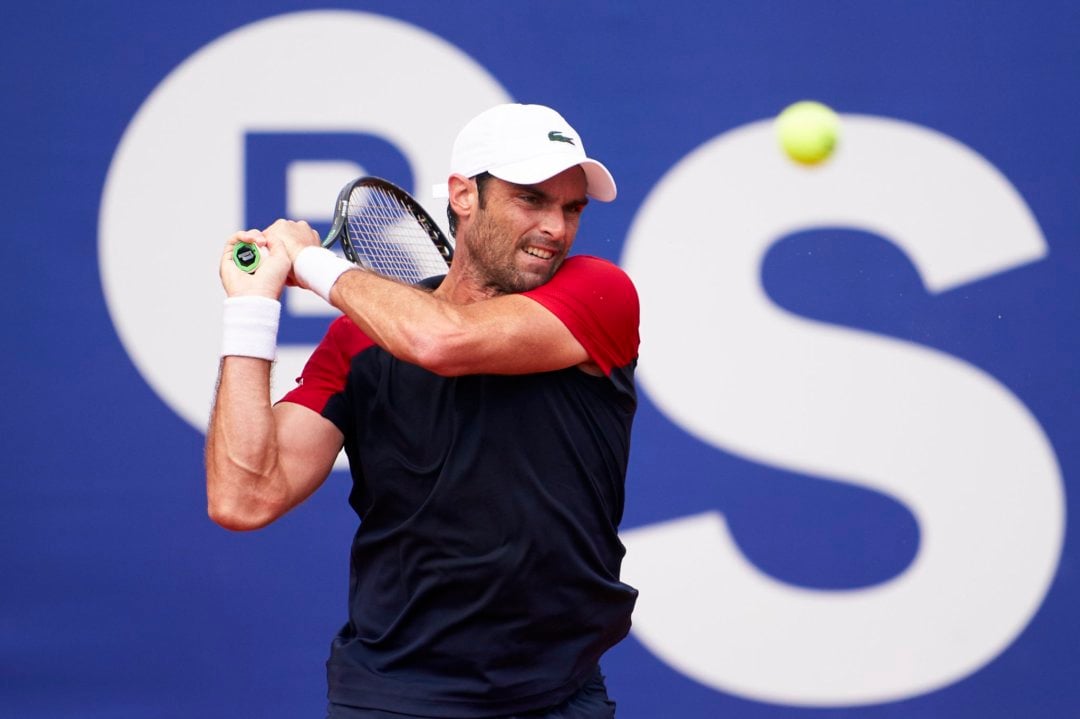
[[326, 667, 616, 719]]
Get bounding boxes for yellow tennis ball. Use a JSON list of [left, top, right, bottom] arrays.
[[776, 100, 840, 165]]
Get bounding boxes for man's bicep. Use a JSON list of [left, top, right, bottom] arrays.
[[440, 294, 590, 376], [273, 401, 344, 508]]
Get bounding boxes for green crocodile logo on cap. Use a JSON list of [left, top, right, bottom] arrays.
[[548, 131, 575, 145]]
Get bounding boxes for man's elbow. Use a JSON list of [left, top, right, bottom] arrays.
[[206, 490, 283, 531], [401, 326, 470, 377]]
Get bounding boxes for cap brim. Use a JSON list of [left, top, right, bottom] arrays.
[[489, 156, 617, 202]]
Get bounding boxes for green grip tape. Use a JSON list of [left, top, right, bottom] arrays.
[[232, 242, 261, 274]]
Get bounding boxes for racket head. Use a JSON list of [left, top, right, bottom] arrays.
[[324, 177, 454, 285]]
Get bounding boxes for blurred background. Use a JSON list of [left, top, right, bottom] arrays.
[[3, 2, 1077, 717]]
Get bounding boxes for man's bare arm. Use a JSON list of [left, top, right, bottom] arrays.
[[206, 357, 343, 530], [327, 269, 591, 377], [205, 229, 343, 530]]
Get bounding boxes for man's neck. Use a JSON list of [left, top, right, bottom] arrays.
[[432, 265, 505, 305]]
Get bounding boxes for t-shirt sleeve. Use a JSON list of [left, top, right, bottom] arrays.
[[523, 255, 640, 376], [278, 316, 374, 427]]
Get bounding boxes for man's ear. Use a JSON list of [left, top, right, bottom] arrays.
[[448, 174, 476, 220]]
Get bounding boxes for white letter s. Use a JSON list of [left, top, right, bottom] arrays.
[[619, 116, 1065, 706]]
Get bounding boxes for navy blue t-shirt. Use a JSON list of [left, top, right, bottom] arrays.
[[281, 256, 640, 717]]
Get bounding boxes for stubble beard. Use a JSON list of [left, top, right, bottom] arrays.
[[464, 210, 562, 296]]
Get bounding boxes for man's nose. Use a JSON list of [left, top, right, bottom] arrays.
[[538, 206, 566, 239]]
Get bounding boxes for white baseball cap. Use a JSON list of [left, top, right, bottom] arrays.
[[433, 103, 617, 202]]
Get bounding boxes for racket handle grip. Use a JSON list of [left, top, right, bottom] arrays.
[[232, 242, 261, 274]]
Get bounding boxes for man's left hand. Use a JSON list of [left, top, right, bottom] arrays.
[[263, 219, 322, 264]]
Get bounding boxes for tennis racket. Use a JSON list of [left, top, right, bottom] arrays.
[[233, 177, 454, 284]]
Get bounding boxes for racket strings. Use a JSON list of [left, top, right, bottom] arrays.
[[346, 186, 449, 285]]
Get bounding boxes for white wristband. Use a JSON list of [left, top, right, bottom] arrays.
[[221, 296, 281, 361], [294, 246, 354, 303]]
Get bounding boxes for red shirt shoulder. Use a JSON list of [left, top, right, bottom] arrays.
[[278, 315, 375, 414], [523, 255, 640, 375]]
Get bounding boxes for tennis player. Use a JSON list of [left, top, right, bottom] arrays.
[[207, 104, 640, 718]]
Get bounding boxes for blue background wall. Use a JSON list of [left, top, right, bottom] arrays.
[[4, 2, 1078, 717]]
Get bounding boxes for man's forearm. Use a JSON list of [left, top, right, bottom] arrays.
[[327, 268, 455, 368], [205, 356, 290, 530]]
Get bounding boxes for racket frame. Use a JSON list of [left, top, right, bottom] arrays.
[[230, 177, 453, 280], [323, 176, 454, 273]]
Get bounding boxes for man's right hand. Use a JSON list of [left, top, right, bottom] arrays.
[[219, 229, 293, 300]]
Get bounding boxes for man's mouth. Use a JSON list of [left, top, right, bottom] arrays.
[[523, 246, 556, 260]]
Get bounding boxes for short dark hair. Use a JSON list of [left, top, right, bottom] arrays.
[[446, 172, 493, 238]]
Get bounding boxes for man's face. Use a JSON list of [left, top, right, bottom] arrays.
[[462, 167, 589, 295]]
